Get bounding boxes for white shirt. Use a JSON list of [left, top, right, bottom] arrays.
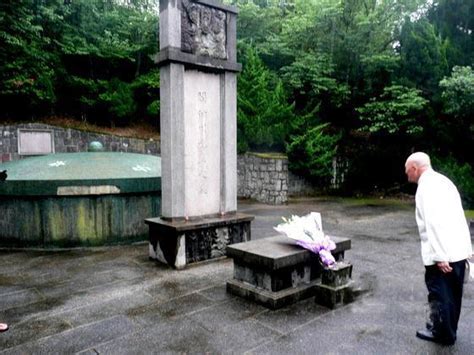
[[415, 168, 472, 266]]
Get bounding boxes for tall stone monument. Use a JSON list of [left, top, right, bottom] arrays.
[[145, 0, 253, 268]]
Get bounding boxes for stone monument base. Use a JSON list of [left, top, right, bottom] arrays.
[[226, 235, 352, 309], [145, 213, 254, 269]]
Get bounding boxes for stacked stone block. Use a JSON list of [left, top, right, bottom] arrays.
[[0, 126, 19, 162], [288, 171, 316, 196], [237, 153, 316, 205], [237, 153, 288, 205]]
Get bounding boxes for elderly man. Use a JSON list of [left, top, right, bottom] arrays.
[[405, 152, 472, 345]]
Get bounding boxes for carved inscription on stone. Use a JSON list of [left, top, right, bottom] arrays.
[[197, 91, 208, 195], [184, 70, 220, 216], [181, 0, 227, 59]]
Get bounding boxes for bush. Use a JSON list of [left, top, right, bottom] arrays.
[[97, 79, 136, 126], [432, 155, 474, 209], [286, 123, 341, 187]]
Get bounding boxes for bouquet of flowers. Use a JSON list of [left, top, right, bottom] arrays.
[[274, 212, 336, 266]]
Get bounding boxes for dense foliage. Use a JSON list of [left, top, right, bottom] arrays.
[[237, 46, 295, 152], [0, 0, 159, 126], [235, 0, 473, 205], [0, 0, 473, 205]]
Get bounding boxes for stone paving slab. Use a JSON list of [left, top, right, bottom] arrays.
[[0, 314, 72, 350], [1, 197, 473, 354], [0, 289, 43, 312], [187, 296, 267, 332], [1, 316, 135, 354]]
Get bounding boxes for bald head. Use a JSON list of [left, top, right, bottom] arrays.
[[405, 152, 431, 183], [405, 152, 431, 168]]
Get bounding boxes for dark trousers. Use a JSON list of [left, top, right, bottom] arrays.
[[425, 260, 466, 342]]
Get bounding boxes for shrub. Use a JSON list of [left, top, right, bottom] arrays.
[[432, 155, 474, 209], [98, 78, 136, 126], [286, 123, 341, 187]]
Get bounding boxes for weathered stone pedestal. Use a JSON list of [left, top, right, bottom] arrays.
[[146, 213, 253, 269], [226, 235, 352, 309]]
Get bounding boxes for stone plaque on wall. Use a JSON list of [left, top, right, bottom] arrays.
[[18, 129, 54, 155]]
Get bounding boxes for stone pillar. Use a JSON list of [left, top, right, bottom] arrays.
[[146, 0, 253, 268]]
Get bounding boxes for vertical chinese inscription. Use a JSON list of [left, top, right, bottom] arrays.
[[181, 0, 227, 59], [197, 90, 208, 195], [184, 70, 221, 216]]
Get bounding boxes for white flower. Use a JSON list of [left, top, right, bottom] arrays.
[[274, 212, 336, 266], [274, 212, 325, 243]]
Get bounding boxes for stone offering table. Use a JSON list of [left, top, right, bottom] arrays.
[[226, 235, 352, 309]]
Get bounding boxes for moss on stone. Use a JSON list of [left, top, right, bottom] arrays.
[[248, 152, 287, 160]]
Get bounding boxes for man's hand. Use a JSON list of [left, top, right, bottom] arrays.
[[437, 261, 452, 273]]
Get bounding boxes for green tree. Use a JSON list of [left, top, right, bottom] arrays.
[[0, 0, 60, 116], [98, 79, 137, 126], [440, 66, 474, 122], [399, 18, 448, 97], [0, 0, 159, 124], [57, 0, 158, 124], [237, 46, 295, 152], [428, 0, 474, 68], [438, 66, 474, 164], [280, 52, 350, 116], [357, 85, 428, 134]]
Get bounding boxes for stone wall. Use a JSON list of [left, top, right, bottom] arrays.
[[238, 153, 288, 205], [0, 123, 160, 162], [1, 124, 315, 205], [237, 153, 314, 205], [288, 171, 317, 197]]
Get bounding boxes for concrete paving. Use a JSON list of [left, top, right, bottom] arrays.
[[1, 197, 474, 354]]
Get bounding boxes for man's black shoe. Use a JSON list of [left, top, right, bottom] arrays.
[[416, 329, 455, 346]]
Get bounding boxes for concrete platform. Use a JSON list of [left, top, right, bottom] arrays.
[[1, 197, 474, 354]]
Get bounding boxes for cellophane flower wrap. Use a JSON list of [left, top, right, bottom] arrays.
[[274, 212, 336, 266]]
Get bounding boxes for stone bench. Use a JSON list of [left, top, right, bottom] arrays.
[[226, 235, 352, 309]]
